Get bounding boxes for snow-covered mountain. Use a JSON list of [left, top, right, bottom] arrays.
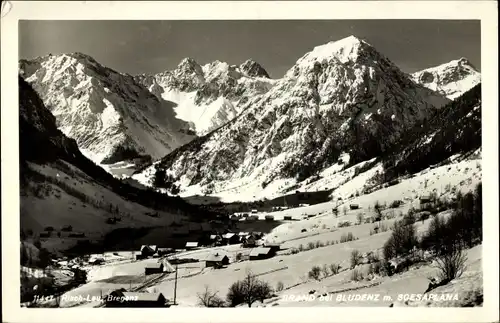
[[411, 58, 481, 100], [19, 75, 220, 252], [19, 53, 195, 168], [382, 83, 481, 180], [134, 58, 276, 135], [18, 75, 185, 240], [133, 35, 450, 201]]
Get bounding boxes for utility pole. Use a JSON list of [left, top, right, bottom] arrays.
[[173, 264, 178, 305]]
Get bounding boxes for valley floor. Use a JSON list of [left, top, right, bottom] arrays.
[[56, 207, 481, 308], [25, 155, 483, 308]]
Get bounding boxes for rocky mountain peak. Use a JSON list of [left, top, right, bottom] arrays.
[[239, 59, 270, 78], [411, 57, 481, 100], [284, 35, 394, 81], [133, 56, 276, 136], [132, 35, 449, 200], [19, 53, 194, 168], [202, 60, 239, 82], [177, 57, 203, 74]]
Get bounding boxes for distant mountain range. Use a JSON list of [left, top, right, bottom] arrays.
[[19, 53, 195, 168], [19, 75, 207, 241], [132, 35, 461, 200], [134, 58, 276, 136], [19, 35, 481, 204]]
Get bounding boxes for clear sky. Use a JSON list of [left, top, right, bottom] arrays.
[[19, 20, 480, 78]]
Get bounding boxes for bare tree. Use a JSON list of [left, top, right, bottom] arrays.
[[356, 213, 364, 225], [255, 280, 273, 303], [434, 245, 468, 282], [350, 250, 362, 269], [374, 201, 383, 221], [330, 263, 341, 275], [275, 281, 284, 292], [197, 285, 225, 307], [321, 264, 330, 277], [227, 271, 271, 307], [308, 266, 321, 280]]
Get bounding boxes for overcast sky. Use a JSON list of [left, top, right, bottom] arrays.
[[19, 20, 480, 78]]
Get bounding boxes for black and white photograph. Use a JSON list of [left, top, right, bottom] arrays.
[[1, 1, 498, 322]]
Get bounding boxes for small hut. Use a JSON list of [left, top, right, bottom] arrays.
[[185, 242, 199, 250], [205, 253, 230, 268], [349, 204, 360, 210], [242, 235, 256, 248], [249, 247, 273, 260], [222, 233, 240, 245], [145, 263, 164, 275], [140, 245, 155, 258]]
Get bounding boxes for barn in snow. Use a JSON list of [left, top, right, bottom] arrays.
[[249, 247, 274, 260]]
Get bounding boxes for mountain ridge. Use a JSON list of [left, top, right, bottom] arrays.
[[19, 75, 215, 244], [132, 35, 451, 201], [134, 57, 275, 136], [411, 57, 480, 100], [19, 52, 195, 168]]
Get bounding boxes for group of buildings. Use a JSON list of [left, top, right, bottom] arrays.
[[135, 245, 174, 260], [181, 230, 264, 250], [137, 238, 281, 275]]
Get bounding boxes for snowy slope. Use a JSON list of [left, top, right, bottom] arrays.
[[382, 83, 481, 181], [19, 53, 195, 167], [135, 59, 276, 135], [411, 58, 481, 100], [70, 160, 482, 307], [18, 76, 191, 251], [133, 35, 449, 200]]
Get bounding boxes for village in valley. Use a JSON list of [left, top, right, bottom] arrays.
[[21, 173, 483, 309], [15, 18, 487, 311]]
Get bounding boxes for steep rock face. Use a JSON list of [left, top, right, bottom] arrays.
[[133, 36, 449, 198], [239, 59, 271, 78], [383, 83, 482, 180], [135, 58, 276, 135], [19, 75, 83, 165], [411, 58, 481, 100], [19, 53, 195, 166]]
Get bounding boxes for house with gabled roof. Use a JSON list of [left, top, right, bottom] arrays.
[[249, 247, 274, 260], [140, 245, 156, 258], [222, 232, 240, 245], [263, 242, 281, 253], [205, 253, 230, 267], [241, 235, 256, 248], [145, 262, 164, 275]]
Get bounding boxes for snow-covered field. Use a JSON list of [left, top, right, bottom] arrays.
[[21, 161, 184, 252], [66, 211, 481, 308], [134, 149, 480, 206], [67, 159, 482, 308], [188, 157, 481, 220], [27, 153, 483, 308]]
